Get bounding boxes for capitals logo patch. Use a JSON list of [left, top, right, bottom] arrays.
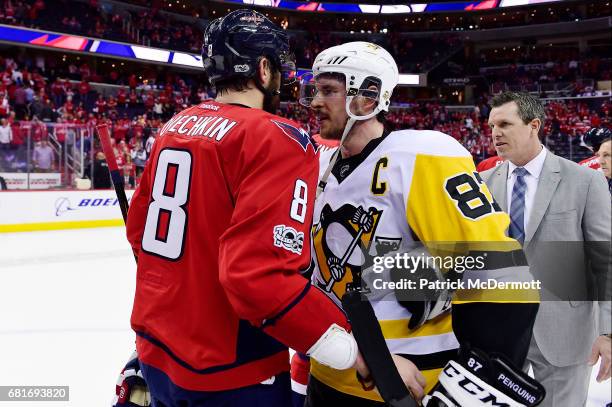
[[273, 225, 304, 255], [271, 120, 316, 153]]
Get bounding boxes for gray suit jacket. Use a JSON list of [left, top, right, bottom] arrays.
[[481, 150, 611, 367]]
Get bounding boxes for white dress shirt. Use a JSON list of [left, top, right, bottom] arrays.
[[506, 145, 547, 232]]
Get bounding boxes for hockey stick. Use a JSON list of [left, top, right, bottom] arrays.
[[96, 124, 130, 223], [342, 288, 418, 407], [96, 124, 136, 261], [97, 125, 148, 405]]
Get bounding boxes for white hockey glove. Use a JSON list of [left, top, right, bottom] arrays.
[[423, 347, 545, 407]]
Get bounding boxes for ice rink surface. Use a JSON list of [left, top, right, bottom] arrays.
[[1, 227, 610, 406]]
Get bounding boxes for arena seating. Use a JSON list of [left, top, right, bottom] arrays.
[[0, 0, 609, 189]]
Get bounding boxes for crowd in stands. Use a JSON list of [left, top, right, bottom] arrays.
[[42, 0, 609, 37], [474, 47, 611, 93], [427, 44, 611, 102], [2, 0, 609, 74], [291, 32, 461, 73], [0, 37, 609, 188], [280, 99, 611, 163], [0, 50, 212, 186], [0, 0, 135, 43]]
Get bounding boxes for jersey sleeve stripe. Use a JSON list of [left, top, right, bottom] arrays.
[[262, 282, 311, 328]]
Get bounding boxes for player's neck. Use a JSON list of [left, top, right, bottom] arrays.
[[215, 88, 263, 110], [340, 120, 384, 158]]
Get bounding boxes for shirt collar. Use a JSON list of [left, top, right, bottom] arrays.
[[508, 145, 547, 179]]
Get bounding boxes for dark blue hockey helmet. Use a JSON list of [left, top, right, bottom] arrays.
[[583, 126, 611, 152], [202, 9, 296, 86]]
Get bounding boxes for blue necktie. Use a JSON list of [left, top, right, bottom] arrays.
[[509, 167, 528, 244]]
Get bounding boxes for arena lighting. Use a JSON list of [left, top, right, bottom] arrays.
[[398, 74, 421, 85], [215, 0, 566, 12], [0, 24, 425, 85]]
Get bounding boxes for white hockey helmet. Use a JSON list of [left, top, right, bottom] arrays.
[[300, 41, 399, 121]]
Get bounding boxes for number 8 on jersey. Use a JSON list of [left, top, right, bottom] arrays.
[[142, 148, 193, 260]]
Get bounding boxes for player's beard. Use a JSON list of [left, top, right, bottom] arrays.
[[263, 88, 280, 114], [263, 74, 281, 114], [320, 116, 347, 140]]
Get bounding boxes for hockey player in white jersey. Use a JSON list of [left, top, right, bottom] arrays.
[[297, 42, 546, 406]]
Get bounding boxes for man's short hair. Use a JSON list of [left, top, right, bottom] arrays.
[[213, 76, 251, 96], [211, 56, 274, 96], [490, 91, 546, 133]]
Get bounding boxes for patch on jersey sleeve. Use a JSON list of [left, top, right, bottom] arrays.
[[271, 120, 316, 153], [273, 225, 304, 255]]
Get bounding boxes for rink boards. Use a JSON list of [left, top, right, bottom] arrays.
[[0, 189, 135, 233]]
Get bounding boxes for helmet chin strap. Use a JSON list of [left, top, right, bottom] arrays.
[[254, 70, 281, 96], [316, 116, 355, 198], [254, 75, 281, 113], [316, 96, 381, 198]]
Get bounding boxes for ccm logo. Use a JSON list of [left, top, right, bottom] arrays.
[[444, 364, 509, 406]]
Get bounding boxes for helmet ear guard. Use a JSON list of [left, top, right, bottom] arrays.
[[346, 76, 384, 121]]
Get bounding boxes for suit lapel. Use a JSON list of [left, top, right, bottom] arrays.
[[524, 152, 561, 247], [488, 162, 509, 212]]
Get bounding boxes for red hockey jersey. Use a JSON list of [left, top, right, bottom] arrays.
[[127, 101, 349, 391], [579, 155, 601, 170], [312, 133, 339, 153], [476, 155, 504, 172]]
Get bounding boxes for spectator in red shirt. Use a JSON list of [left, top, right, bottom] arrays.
[[51, 79, 65, 109], [128, 90, 138, 106], [173, 94, 184, 109], [143, 92, 154, 111], [78, 80, 90, 105], [158, 91, 168, 105], [128, 74, 138, 89], [94, 94, 106, 114], [117, 88, 127, 107], [107, 96, 118, 115], [30, 116, 48, 142], [86, 113, 98, 129], [55, 117, 68, 144], [131, 115, 145, 141], [113, 116, 129, 142], [63, 98, 74, 115]]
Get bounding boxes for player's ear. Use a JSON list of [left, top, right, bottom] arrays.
[[362, 85, 379, 113], [257, 57, 273, 87]]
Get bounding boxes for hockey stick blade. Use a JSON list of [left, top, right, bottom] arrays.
[[342, 289, 418, 407]]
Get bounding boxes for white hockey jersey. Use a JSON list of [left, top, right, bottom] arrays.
[[310, 129, 537, 401]]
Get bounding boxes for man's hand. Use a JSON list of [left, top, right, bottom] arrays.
[[352, 351, 370, 380], [391, 354, 426, 401], [353, 353, 425, 401], [589, 335, 612, 382]]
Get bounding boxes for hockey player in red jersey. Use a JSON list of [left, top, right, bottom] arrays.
[[313, 133, 339, 153], [476, 155, 503, 172], [579, 155, 601, 170], [118, 10, 375, 406]]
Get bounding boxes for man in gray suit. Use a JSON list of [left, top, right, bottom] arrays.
[[481, 92, 611, 406]]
